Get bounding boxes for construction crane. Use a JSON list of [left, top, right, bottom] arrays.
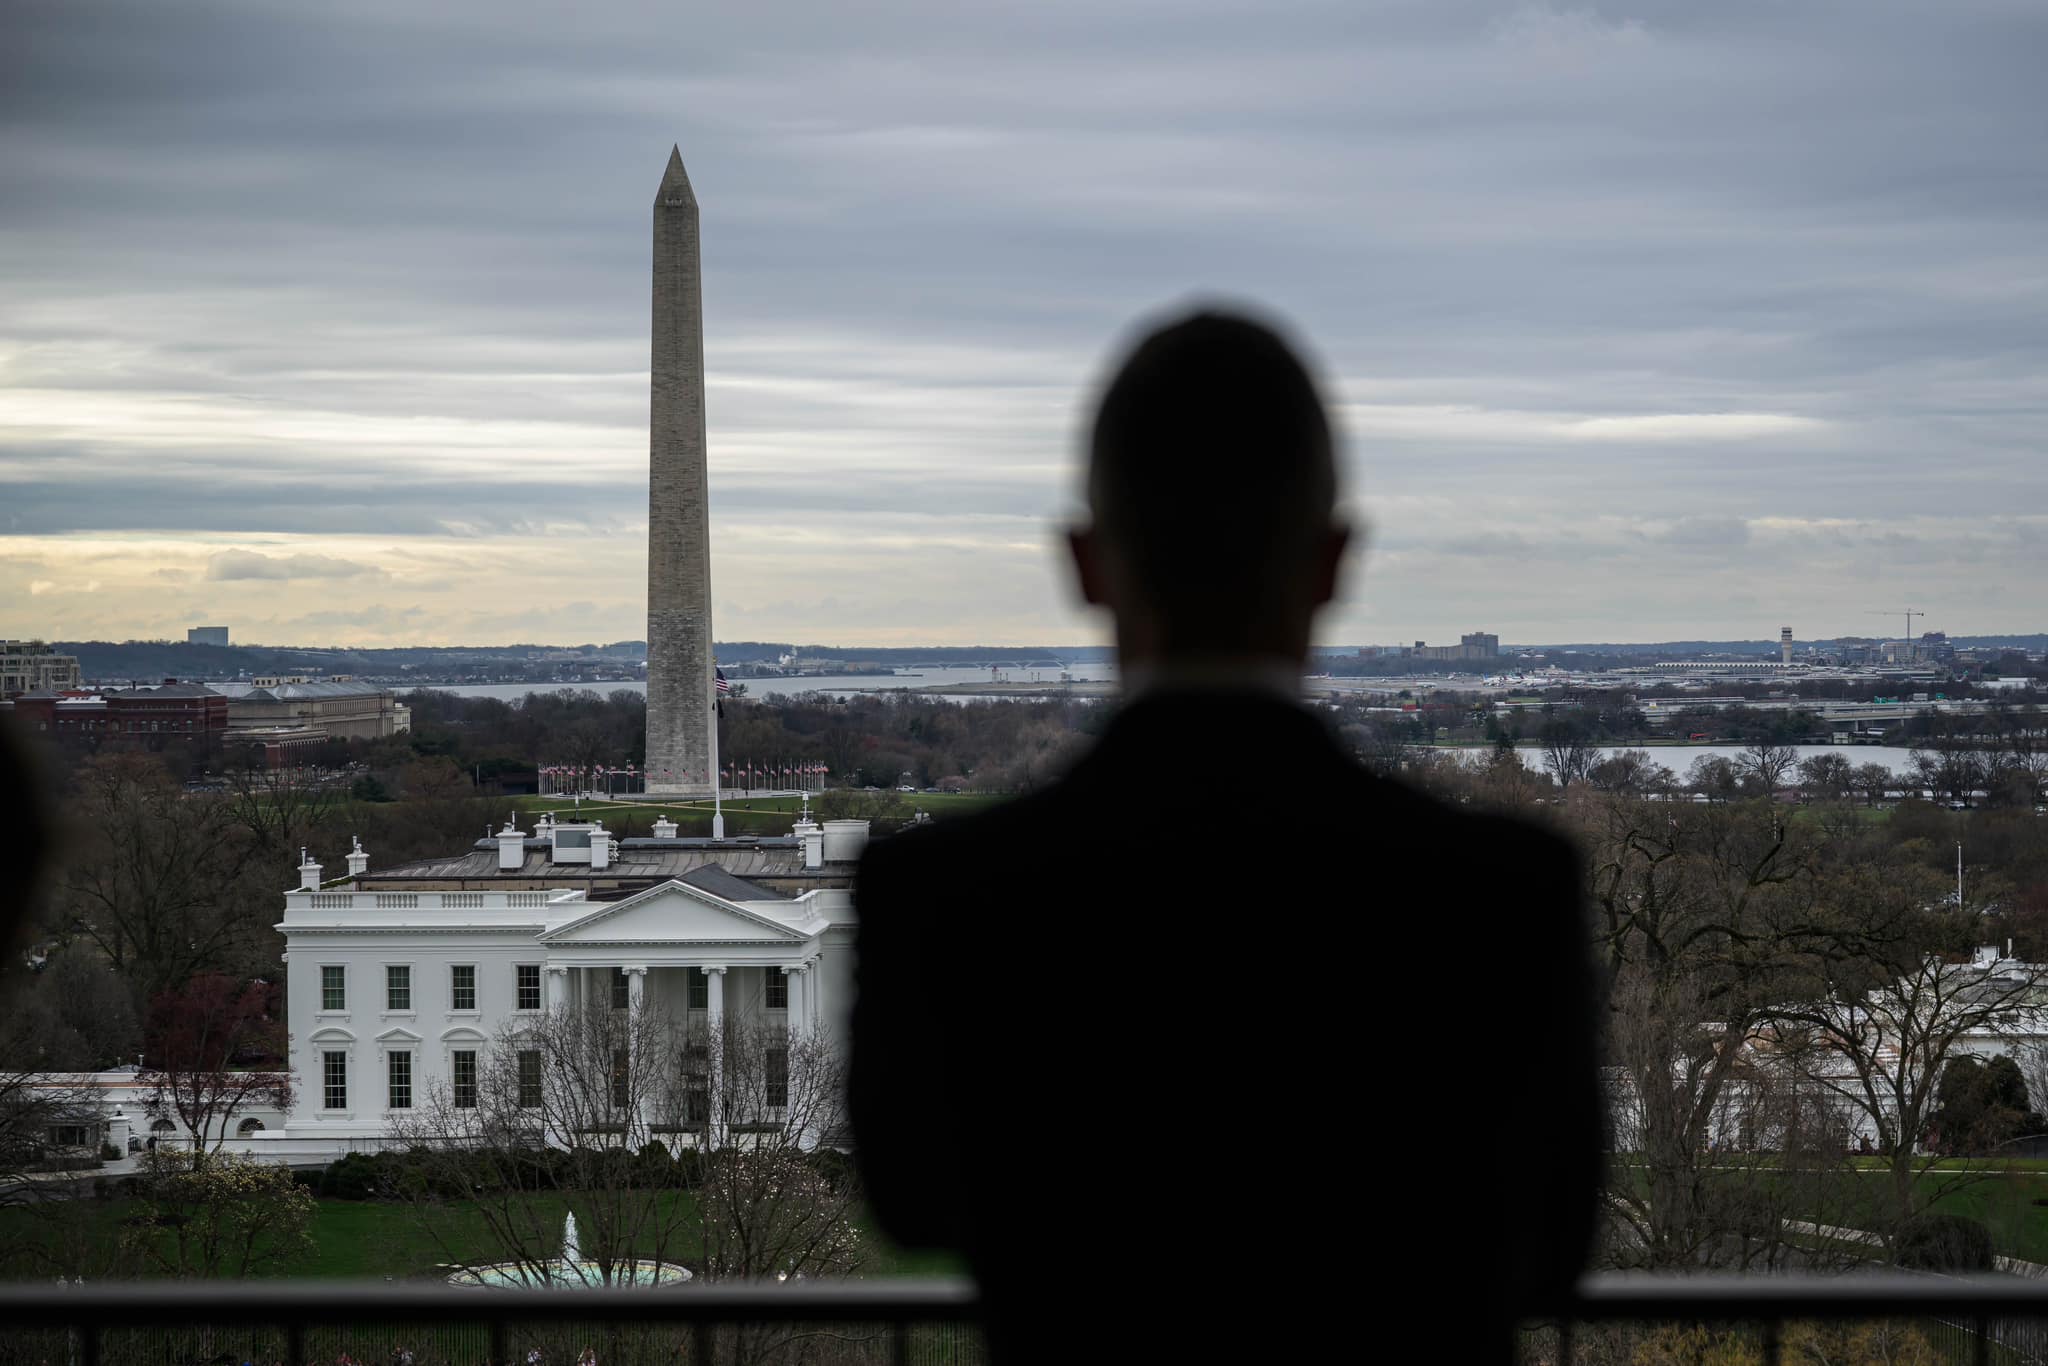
[[1867, 608, 1925, 640]]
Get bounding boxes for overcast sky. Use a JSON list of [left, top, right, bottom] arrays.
[[3, 1, 2043, 648]]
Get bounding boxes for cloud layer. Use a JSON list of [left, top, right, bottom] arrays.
[[2, 1, 2043, 645]]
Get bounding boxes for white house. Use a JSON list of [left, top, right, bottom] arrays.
[[246, 810, 868, 1162]]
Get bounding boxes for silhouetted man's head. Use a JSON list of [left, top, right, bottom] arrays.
[[1071, 306, 1348, 665]]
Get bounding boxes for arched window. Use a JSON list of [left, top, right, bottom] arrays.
[[237, 1118, 265, 1135]]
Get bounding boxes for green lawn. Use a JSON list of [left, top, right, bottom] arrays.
[[1614, 1160, 2048, 1264], [0, 1191, 961, 1281]]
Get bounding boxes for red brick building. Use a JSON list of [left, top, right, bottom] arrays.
[[9, 682, 230, 747]]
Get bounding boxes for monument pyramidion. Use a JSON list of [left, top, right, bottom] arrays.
[[644, 146, 716, 798]]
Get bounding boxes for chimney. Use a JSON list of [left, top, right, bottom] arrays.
[[297, 847, 322, 891], [497, 821, 527, 871], [820, 819, 871, 864], [590, 821, 612, 871], [345, 835, 369, 880], [793, 813, 823, 869], [651, 816, 679, 839]]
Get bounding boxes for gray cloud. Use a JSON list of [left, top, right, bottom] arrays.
[[205, 550, 383, 581], [3, 0, 2044, 643]]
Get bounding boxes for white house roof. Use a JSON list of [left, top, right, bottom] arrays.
[[538, 875, 829, 947]]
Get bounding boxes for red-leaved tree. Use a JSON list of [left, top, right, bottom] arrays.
[[139, 974, 292, 1166]]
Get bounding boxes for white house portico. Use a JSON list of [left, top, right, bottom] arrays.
[[265, 814, 865, 1157]]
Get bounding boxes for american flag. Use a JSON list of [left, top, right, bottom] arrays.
[[715, 667, 731, 696]]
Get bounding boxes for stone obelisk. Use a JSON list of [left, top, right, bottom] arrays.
[[645, 146, 715, 797]]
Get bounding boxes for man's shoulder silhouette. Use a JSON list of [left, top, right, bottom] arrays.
[[851, 690, 1594, 1339]]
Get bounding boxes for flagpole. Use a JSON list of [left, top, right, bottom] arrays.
[[710, 670, 725, 841]]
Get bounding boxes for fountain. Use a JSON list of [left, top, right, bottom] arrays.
[[448, 1211, 691, 1288]]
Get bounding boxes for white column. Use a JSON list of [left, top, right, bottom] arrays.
[[704, 965, 726, 1150], [785, 963, 808, 1040], [806, 952, 823, 1035], [544, 965, 569, 1011], [624, 966, 648, 1143]]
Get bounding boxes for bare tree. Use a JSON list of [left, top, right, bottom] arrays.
[[697, 1021, 862, 1282], [1342, 715, 1414, 778], [389, 997, 699, 1287], [1602, 965, 1870, 1273], [218, 760, 340, 859], [52, 756, 264, 1001], [1911, 739, 1986, 805], [138, 973, 292, 1167], [1685, 754, 1741, 804], [388, 1000, 863, 1301], [1581, 793, 1921, 1269], [1473, 747, 1551, 809], [1992, 703, 2048, 806], [1587, 749, 1675, 797], [1737, 740, 1799, 795], [1773, 940, 2047, 1231], [1540, 718, 1599, 788], [1851, 762, 1895, 808], [1796, 751, 1855, 802]]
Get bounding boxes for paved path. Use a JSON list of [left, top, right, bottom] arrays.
[[1784, 1219, 2048, 1278]]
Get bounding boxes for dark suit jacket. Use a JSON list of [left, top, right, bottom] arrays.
[[851, 692, 1599, 1361]]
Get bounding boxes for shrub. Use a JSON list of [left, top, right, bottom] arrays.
[[804, 1147, 859, 1194], [321, 1152, 386, 1200], [1894, 1213, 1994, 1271]]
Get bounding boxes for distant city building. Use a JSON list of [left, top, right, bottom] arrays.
[[0, 640, 82, 696], [224, 677, 411, 741], [187, 626, 230, 647], [1408, 632, 1501, 662]]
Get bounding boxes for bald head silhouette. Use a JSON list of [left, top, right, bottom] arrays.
[[1070, 306, 1349, 665]]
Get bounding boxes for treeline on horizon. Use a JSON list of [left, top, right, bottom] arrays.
[[51, 639, 1115, 680], [47, 634, 2048, 683]]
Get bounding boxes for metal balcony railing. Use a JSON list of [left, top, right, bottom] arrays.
[[0, 1280, 983, 1366], [3, 1274, 2048, 1366]]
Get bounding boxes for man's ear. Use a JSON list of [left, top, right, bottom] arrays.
[[1308, 520, 1355, 609], [1067, 525, 1110, 607]]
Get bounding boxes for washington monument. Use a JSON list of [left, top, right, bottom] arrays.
[[645, 146, 715, 797]]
